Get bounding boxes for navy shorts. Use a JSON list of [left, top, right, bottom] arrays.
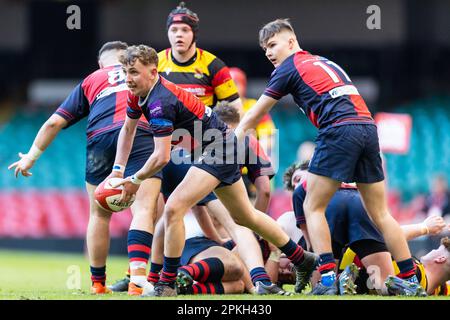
[[326, 189, 385, 259], [192, 133, 241, 189], [309, 124, 384, 183], [181, 236, 221, 265], [85, 129, 162, 185], [162, 149, 217, 205]]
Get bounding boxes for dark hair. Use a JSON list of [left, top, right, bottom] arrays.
[[283, 160, 309, 191], [259, 18, 295, 48], [442, 237, 450, 252], [214, 101, 240, 124], [98, 41, 128, 60], [167, 2, 199, 37], [119, 45, 158, 66]]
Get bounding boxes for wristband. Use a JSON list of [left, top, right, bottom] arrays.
[[112, 164, 125, 174], [130, 174, 143, 185], [27, 144, 43, 161]]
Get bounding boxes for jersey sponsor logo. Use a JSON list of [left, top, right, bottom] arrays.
[[165, 67, 172, 76], [329, 85, 359, 98], [184, 87, 206, 96], [95, 83, 128, 101], [194, 68, 204, 79], [149, 100, 163, 117]]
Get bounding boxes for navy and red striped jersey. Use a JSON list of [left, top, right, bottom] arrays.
[[55, 64, 150, 139], [264, 51, 373, 129], [126, 76, 228, 152]]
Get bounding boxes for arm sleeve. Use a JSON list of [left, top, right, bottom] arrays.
[[150, 98, 176, 137], [126, 91, 143, 119], [293, 185, 307, 227], [54, 82, 89, 128], [263, 65, 293, 100], [209, 58, 240, 102]]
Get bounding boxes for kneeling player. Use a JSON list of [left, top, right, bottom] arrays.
[[177, 212, 245, 295]]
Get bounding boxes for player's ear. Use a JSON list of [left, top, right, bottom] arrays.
[[151, 66, 158, 77], [98, 60, 104, 69]]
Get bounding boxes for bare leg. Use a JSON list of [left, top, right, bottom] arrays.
[[214, 178, 291, 247], [302, 173, 340, 254], [206, 199, 265, 271], [164, 167, 220, 258], [129, 177, 161, 232], [357, 181, 412, 262], [360, 252, 394, 295], [86, 182, 112, 268]]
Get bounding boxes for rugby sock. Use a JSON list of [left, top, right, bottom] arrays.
[[318, 253, 336, 287], [147, 262, 163, 283], [178, 258, 225, 283], [278, 239, 305, 265], [250, 267, 272, 286], [189, 283, 225, 295], [90, 265, 106, 285], [127, 229, 153, 287], [397, 258, 419, 284], [160, 256, 181, 287]]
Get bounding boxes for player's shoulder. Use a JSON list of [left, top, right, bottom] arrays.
[[197, 48, 219, 64], [157, 49, 173, 73], [158, 48, 170, 60], [197, 48, 228, 72], [82, 65, 118, 87]]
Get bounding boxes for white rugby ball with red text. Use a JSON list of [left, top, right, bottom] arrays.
[[94, 178, 135, 212]]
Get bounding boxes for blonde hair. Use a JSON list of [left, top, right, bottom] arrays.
[[259, 18, 295, 47], [119, 44, 158, 66]]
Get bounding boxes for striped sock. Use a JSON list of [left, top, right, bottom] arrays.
[[90, 266, 106, 285], [318, 253, 336, 287], [128, 230, 153, 287], [127, 230, 153, 270], [147, 262, 163, 283], [250, 267, 272, 286], [178, 258, 225, 283], [191, 282, 225, 295], [397, 258, 418, 283], [278, 239, 305, 265], [160, 256, 180, 287]]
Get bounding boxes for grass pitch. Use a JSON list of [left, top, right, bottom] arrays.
[[0, 249, 447, 300]]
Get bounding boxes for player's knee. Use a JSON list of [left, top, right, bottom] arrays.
[[90, 202, 113, 219], [163, 202, 184, 224]]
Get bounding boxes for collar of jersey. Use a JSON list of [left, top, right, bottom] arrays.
[[170, 48, 198, 67], [138, 76, 160, 107]]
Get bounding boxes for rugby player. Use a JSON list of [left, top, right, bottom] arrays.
[[235, 18, 423, 295], [110, 44, 317, 296], [8, 41, 162, 294]]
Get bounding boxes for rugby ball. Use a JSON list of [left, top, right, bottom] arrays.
[[94, 178, 135, 212]]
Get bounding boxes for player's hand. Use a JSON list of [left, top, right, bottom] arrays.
[[106, 170, 124, 180], [424, 215, 446, 235], [7, 152, 35, 178], [110, 177, 139, 204]]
